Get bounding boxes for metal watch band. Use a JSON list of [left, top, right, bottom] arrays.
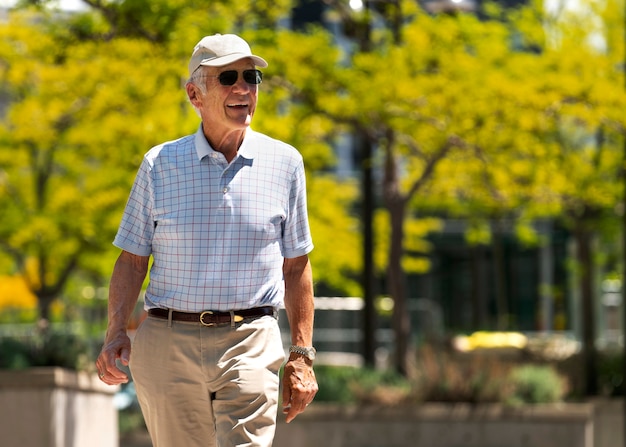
[[289, 345, 316, 360]]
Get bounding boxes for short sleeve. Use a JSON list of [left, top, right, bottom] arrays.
[[113, 158, 154, 256], [282, 159, 314, 258]]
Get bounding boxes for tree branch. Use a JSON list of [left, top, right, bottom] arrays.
[[405, 134, 465, 201]]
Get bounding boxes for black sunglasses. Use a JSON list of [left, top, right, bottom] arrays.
[[214, 69, 263, 86]]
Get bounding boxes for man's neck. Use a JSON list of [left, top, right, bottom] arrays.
[[204, 126, 246, 163]]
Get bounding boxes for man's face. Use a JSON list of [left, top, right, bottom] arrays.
[[191, 58, 259, 135]]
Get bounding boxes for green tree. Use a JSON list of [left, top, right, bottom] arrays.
[[310, 0, 626, 379], [0, 1, 362, 323], [253, 28, 362, 296], [270, 2, 484, 375], [0, 9, 187, 320], [312, 1, 529, 375], [419, 0, 626, 393], [513, 0, 626, 395]]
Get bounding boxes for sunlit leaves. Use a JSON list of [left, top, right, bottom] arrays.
[[2, 0, 624, 316], [0, 275, 37, 314], [253, 29, 361, 294], [0, 10, 188, 316], [0, 2, 365, 312], [306, 176, 361, 296]]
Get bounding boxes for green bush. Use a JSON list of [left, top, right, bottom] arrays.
[[597, 351, 624, 397], [314, 365, 412, 405], [311, 354, 569, 406], [0, 330, 95, 371], [0, 337, 32, 369], [505, 364, 566, 406], [415, 346, 513, 403]]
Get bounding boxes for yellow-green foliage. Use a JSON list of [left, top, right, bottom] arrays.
[[307, 176, 361, 296], [0, 275, 37, 311], [0, 11, 188, 318], [1, 0, 625, 319]]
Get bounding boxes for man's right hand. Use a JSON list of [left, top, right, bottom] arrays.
[[95, 331, 132, 385]]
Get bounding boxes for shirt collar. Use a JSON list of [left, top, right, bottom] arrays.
[[194, 125, 258, 162], [194, 126, 212, 161]]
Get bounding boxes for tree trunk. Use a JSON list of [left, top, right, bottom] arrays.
[[388, 197, 410, 376], [470, 245, 487, 329], [360, 134, 377, 367], [491, 219, 509, 330], [383, 136, 411, 376], [574, 220, 598, 395], [37, 292, 55, 324]]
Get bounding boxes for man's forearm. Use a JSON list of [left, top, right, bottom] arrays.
[[282, 254, 317, 423], [283, 255, 314, 346], [107, 251, 149, 336]]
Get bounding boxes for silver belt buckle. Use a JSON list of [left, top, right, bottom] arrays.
[[200, 311, 216, 327]]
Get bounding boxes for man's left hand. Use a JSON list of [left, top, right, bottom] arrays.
[[282, 357, 318, 423]]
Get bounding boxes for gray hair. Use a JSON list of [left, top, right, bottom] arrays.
[[187, 66, 209, 94], [186, 67, 209, 117]]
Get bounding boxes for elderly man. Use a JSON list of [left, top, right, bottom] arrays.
[[96, 33, 318, 447]]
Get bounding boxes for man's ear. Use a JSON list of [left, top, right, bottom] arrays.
[[186, 83, 200, 103]]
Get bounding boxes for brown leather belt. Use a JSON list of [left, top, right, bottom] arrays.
[[148, 306, 276, 326]]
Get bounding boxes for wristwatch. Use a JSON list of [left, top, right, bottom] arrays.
[[289, 345, 316, 361]]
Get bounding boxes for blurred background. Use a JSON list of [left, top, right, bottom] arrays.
[[0, 0, 625, 446]]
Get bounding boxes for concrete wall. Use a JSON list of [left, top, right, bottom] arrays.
[[0, 367, 119, 447], [274, 402, 615, 447], [592, 399, 624, 447]]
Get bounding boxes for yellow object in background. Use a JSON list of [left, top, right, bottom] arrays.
[[453, 331, 528, 352]]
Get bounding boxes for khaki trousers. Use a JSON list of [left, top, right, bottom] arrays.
[[130, 313, 285, 447]]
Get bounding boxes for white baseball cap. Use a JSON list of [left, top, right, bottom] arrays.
[[188, 34, 268, 77]]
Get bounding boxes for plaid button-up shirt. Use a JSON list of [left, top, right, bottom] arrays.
[[113, 126, 314, 312]]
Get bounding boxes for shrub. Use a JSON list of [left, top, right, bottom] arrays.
[[505, 364, 566, 406], [311, 365, 357, 404], [0, 329, 95, 371], [0, 337, 32, 369], [597, 351, 624, 397], [415, 345, 514, 403], [313, 365, 412, 405]]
